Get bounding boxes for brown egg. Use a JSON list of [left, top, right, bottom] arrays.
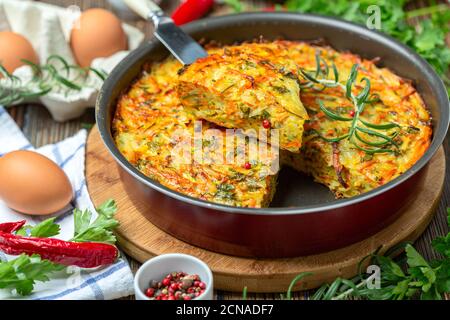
[[0, 31, 39, 74], [70, 8, 128, 68], [0, 150, 73, 215]]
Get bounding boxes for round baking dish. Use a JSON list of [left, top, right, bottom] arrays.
[[96, 13, 449, 258]]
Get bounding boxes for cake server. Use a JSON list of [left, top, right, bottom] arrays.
[[123, 0, 208, 65]]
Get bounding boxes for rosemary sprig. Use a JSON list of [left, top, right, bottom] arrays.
[[263, 208, 450, 300], [300, 52, 400, 154], [0, 65, 50, 105], [0, 55, 107, 106]]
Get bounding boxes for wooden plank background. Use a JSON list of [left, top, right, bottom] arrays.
[[4, 0, 449, 300]]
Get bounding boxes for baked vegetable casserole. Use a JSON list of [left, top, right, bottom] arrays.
[[112, 40, 432, 207]]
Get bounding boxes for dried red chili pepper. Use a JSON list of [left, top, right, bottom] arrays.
[[0, 220, 26, 233], [263, 5, 276, 12], [0, 221, 118, 268], [171, 0, 214, 26]]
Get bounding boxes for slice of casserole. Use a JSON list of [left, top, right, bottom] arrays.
[[280, 41, 432, 197], [113, 57, 279, 208], [176, 44, 309, 153]]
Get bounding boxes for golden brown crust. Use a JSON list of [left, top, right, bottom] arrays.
[[113, 58, 278, 208], [113, 40, 432, 205], [177, 43, 308, 153]]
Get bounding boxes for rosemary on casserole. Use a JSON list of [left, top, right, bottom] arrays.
[[0, 55, 107, 105], [299, 52, 401, 155]]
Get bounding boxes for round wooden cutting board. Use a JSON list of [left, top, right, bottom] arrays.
[[86, 126, 445, 292]]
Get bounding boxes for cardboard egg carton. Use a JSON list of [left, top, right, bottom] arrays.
[[0, 0, 144, 121]]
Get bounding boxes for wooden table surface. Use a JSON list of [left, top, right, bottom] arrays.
[[5, 0, 449, 300]]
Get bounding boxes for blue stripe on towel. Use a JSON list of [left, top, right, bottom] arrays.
[[82, 271, 105, 300], [60, 143, 85, 168], [0, 143, 33, 157], [74, 179, 86, 199], [52, 145, 64, 165], [35, 260, 128, 300]]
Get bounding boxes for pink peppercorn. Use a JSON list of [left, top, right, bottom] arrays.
[[145, 271, 206, 300], [262, 119, 271, 129], [145, 288, 155, 297]]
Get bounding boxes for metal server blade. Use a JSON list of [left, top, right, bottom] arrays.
[[124, 0, 208, 65], [154, 17, 208, 65]]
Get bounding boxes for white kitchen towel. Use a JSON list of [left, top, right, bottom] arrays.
[[0, 106, 135, 300]]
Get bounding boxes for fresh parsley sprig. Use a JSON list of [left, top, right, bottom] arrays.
[[0, 199, 119, 296], [16, 217, 61, 238], [223, 0, 244, 12], [71, 199, 119, 244], [0, 254, 65, 296], [15, 199, 119, 244]]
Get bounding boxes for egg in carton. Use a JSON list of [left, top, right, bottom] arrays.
[[0, 0, 144, 121]]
